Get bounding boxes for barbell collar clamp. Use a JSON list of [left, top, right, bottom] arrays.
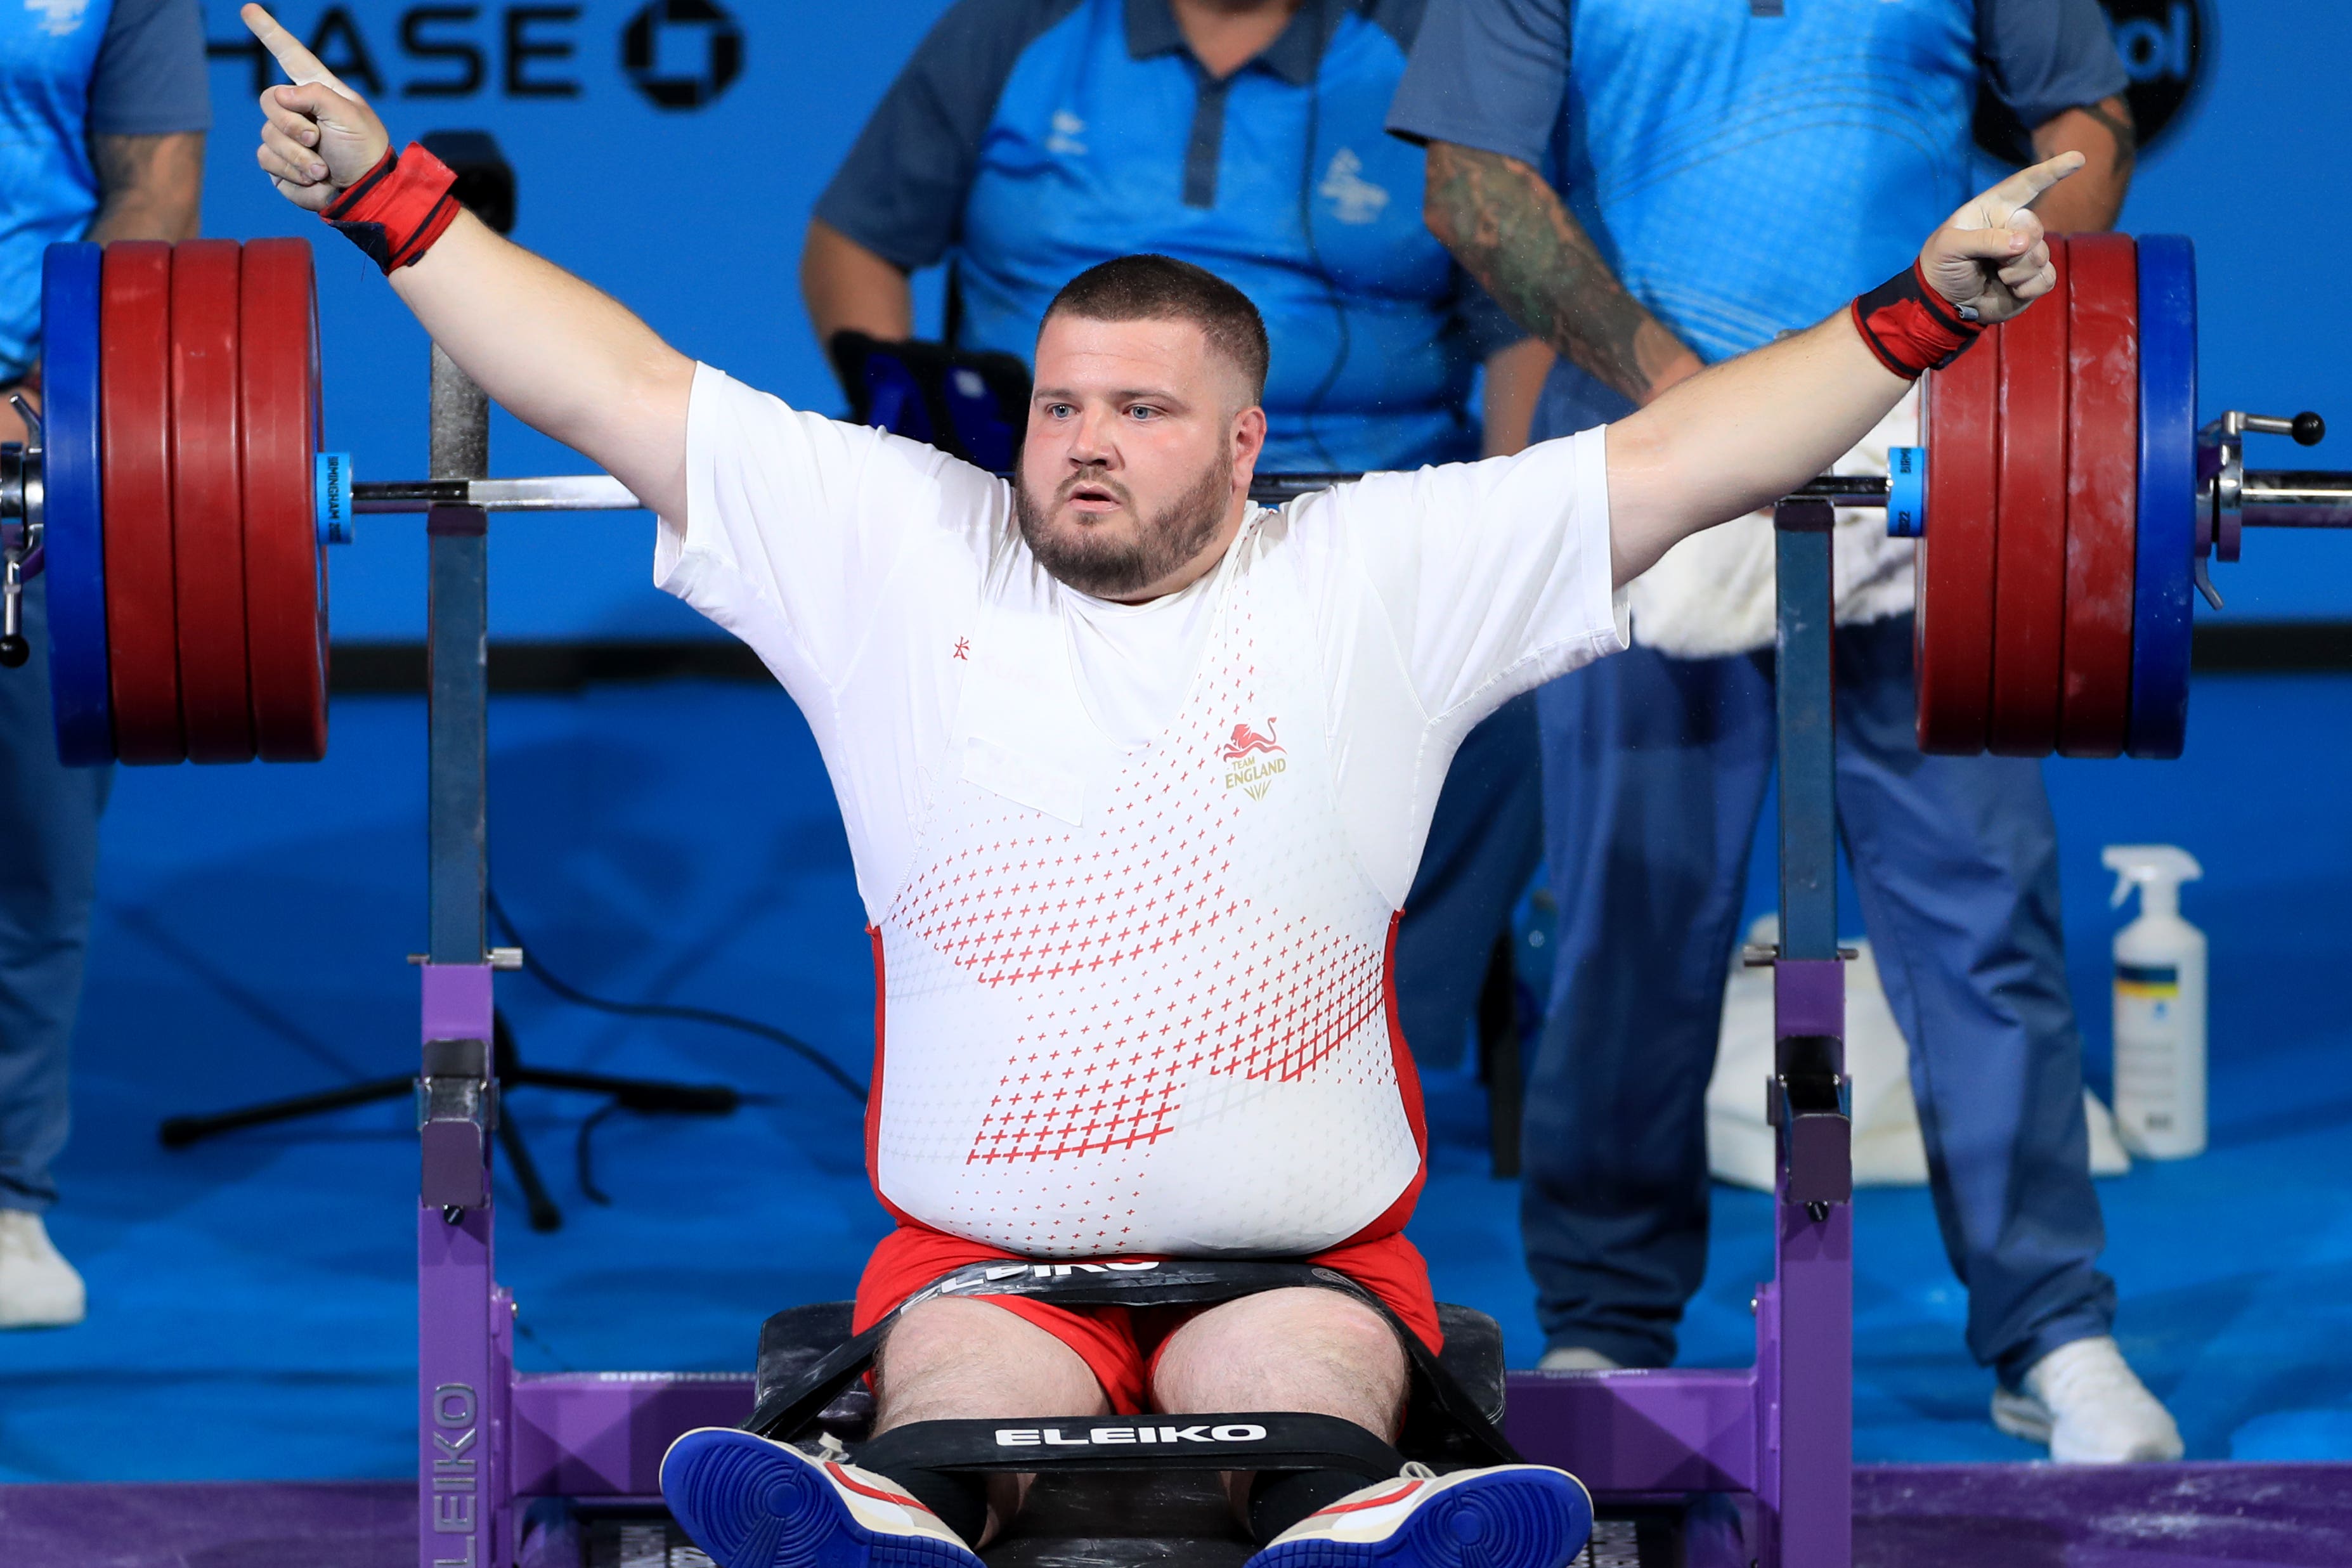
[[2193, 555, 2224, 612], [2202, 411, 2330, 566], [2218, 410, 2327, 447], [0, 401, 41, 620], [0, 550, 23, 668], [1, 434, 42, 540], [0, 432, 36, 670]]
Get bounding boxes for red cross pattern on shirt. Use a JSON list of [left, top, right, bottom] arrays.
[[885, 649, 1386, 1168]]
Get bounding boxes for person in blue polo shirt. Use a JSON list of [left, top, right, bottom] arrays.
[[1390, 0, 2181, 1461], [0, 0, 208, 1329], [803, 0, 1556, 1085]]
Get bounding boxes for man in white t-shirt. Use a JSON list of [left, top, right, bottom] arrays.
[[240, 10, 2076, 1567]]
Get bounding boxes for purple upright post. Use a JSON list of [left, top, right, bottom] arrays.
[[1755, 500, 1854, 1568], [1758, 959, 1852, 1568], [1499, 504, 1859, 1567], [419, 347, 505, 1568], [420, 963, 506, 1568]]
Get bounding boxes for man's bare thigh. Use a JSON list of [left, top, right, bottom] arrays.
[[873, 1297, 1111, 1430], [1152, 1286, 1408, 1438]]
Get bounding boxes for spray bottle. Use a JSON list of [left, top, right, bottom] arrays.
[[2102, 845, 2207, 1158]]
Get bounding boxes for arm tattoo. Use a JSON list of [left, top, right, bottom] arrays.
[[2076, 98, 2138, 185], [1423, 140, 1694, 406], [89, 132, 205, 244], [91, 133, 168, 196]]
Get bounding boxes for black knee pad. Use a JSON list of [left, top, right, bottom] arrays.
[[869, 1463, 991, 1547], [1248, 1467, 1372, 1543]]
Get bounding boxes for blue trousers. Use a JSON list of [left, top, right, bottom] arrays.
[[1523, 614, 2115, 1385], [1396, 694, 1542, 1070], [0, 574, 110, 1214]]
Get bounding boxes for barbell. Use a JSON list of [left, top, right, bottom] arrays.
[[3, 233, 2347, 768]]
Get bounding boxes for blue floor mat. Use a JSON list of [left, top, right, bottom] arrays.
[[4, 674, 2348, 1481]]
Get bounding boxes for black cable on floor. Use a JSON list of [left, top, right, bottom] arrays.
[[575, 1101, 625, 1207], [485, 886, 869, 1105]]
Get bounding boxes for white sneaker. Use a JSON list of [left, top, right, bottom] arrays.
[[1535, 1345, 1621, 1373], [660, 1427, 984, 1568], [1249, 1463, 1594, 1568], [0, 1211, 86, 1329], [1991, 1336, 2183, 1463]]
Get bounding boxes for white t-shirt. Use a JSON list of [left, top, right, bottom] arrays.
[[657, 364, 1625, 1255]]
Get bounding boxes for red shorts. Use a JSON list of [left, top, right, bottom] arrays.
[[852, 1224, 1444, 1416]]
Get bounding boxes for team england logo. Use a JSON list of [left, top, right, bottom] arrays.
[[1219, 719, 1286, 801]]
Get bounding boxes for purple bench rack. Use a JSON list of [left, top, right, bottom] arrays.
[[1497, 498, 1857, 1568], [408, 354, 1855, 1568]]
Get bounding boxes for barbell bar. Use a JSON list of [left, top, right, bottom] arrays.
[[3, 234, 2348, 769]]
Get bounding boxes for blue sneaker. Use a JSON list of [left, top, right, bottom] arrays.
[[660, 1427, 985, 1568], [1247, 1463, 1594, 1568]]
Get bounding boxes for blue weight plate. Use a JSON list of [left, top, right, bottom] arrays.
[[2129, 235, 2197, 759], [39, 242, 111, 766]]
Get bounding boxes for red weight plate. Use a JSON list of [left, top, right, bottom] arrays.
[[1987, 236, 2070, 757], [100, 242, 183, 764], [238, 238, 327, 762], [2059, 234, 2139, 759], [1915, 318, 2000, 754], [171, 240, 254, 763]]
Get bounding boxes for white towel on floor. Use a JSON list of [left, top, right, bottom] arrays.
[[1705, 915, 2133, 1189]]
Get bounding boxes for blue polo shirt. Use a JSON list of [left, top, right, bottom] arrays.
[[816, 0, 1519, 473], [0, 0, 210, 380], [1387, 0, 2126, 438]]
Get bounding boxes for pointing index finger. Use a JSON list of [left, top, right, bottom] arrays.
[[1994, 152, 2086, 215], [240, 3, 349, 95]]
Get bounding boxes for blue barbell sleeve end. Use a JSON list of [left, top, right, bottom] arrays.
[[316, 451, 355, 547], [1886, 445, 1926, 538]]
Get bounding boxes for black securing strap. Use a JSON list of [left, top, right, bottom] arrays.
[[737, 1258, 1519, 1471], [859, 1411, 1406, 1482]]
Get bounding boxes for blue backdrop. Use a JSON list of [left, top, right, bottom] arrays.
[[189, 1, 2351, 638]]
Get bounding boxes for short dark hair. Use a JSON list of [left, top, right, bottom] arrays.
[[1041, 255, 1270, 403]]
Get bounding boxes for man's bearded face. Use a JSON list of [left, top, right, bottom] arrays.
[[1016, 313, 1256, 602]]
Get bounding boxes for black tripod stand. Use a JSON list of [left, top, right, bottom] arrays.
[[157, 1008, 737, 1231]]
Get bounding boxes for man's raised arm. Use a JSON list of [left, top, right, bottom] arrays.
[[241, 4, 692, 522], [1601, 153, 2082, 586]]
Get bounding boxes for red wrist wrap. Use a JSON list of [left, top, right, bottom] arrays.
[[321, 143, 461, 274], [1848, 260, 1984, 379]]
